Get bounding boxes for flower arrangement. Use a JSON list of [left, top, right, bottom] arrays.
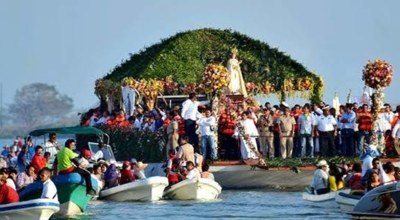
[[362, 59, 393, 89], [163, 75, 179, 95], [179, 82, 199, 94], [259, 81, 275, 95], [297, 77, 314, 91], [200, 64, 229, 95], [94, 79, 121, 100]]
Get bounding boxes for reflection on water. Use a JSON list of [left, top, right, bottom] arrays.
[[60, 190, 349, 220]]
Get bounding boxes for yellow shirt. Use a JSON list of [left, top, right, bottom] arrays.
[[328, 176, 344, 192]]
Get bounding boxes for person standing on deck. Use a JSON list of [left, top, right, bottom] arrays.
[[181, 93, 202, 153], [44, 132, 61, 164]]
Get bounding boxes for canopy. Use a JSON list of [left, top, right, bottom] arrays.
[[29, 126, 105, 137]]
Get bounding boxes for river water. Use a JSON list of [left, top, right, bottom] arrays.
[[70, 190, 349, 220]]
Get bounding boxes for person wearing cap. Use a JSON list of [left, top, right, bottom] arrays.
[[133, 161, 148, 179], [277, 107, 296, 159], [310, 160, 329, 195], [340, 103, 356, 156], [39, 167, 58, 201], [315, 106, 337, 156], [257, 108, 274, 158], [357, 104, 372, 155]]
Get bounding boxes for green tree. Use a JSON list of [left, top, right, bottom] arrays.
[[8, 83, 73, 130]]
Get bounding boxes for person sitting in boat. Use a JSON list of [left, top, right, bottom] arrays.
[[201, 164, 214, 180], [348, 162, 365, 195], [310, 160, 329, 195], [92, 163, 104, 190], [0, 168, 16, 190], [133, 161, 148, 179], [367, 170, 381, 191], [31, 145, 47, 174], [194, 152, 204, 172], [383, 162, 396, 182], [0, 175, 19, 204], [120, 160, 135, 184], [104, 163, 119, 188], [165, 149, 180, 186], [56, 139, 96, 195], [6, 168, 17, 190], [16, 164, 36, 190], [178, 161, 200, 180], [78, 148, 92, 169], [177, 136, 195, 165], [328, 164, 344, 192], [361, 157, 380, 188], [92, 142, 106, 162], [39, 167, 58, 201]]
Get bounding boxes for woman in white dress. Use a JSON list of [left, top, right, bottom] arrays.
[[234, 111, 259, 160], [227, 48, 248, 97]]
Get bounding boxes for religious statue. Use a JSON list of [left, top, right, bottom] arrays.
[[227, 48, 248, 97]]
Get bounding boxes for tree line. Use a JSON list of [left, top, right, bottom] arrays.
[[0, 83, 77, 138]]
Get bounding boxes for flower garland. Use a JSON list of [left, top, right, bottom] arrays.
[[259, 81, 275, 95], [236, 121, 266, 165], [245, 82, 259, 96], [362, 59, 393, 89]]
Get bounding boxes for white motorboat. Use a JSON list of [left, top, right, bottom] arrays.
[[334, 189, 362, 212], [99, 176, 169, 201], [163, 178, 222, 200], [0, 198, 60, 220], [349, 181, 400, 219], [302, 187, 337, 202]]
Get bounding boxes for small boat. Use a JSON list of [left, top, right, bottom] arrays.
[[19, 173, 99, 217], [302, 187, 337, 202], [334, 189, 362, 212], [349, 182, 400, 219], [163, 178, 222, 200], [0, 198, 60, 220], [99, 176, 169, 202]]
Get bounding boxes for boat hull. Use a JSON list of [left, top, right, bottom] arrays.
[[302, 189, 337, 202], [99, 176, 169, 202], [334, 189, 360, 212], [349, 182, 400, 218], [0, 198, 59, 220], [163, 178, 222, 200], [19, 173, 98, 217]]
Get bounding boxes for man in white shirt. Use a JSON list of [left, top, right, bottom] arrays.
[[197, 109, 217, 160], [181, 93, 201, 152], [340, 103, 356, 156], [39, 167, 58, 201], [92, 142, 105, 161], [315, 107, 337, 156], [44, 133, 61, 164], [298, 104, 316, 157]]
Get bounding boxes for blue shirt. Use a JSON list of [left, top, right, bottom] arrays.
[[341, 111, 356, 129]]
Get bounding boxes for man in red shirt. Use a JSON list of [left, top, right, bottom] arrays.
[[31, 145, 47, 173], [357, 104, 372, 155], [0, 175, 19, 204]]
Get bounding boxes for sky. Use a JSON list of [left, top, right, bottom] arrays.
[[1, 0, 399, 110]]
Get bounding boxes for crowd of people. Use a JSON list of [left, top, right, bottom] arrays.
[[310, 154, 400, 196], [81, 92, 400, 161]]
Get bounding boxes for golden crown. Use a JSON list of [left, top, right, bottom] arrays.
[[231, 47, 238, 55]]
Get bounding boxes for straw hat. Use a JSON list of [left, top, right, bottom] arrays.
[[136, 161, 148, 170], [317, 160, 328, 167]]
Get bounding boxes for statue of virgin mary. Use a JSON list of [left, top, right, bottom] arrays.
[[227, 48, 248, 97]]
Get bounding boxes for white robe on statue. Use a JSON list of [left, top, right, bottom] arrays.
[[122, 86, 136, 118], [227, 58, 248, 97], [234, 119, 259, 160]]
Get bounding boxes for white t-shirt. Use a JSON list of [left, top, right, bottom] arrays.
[[186, 168, 200, 180], [6, 178, 16, 190], [41, 179, 58, 201]]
